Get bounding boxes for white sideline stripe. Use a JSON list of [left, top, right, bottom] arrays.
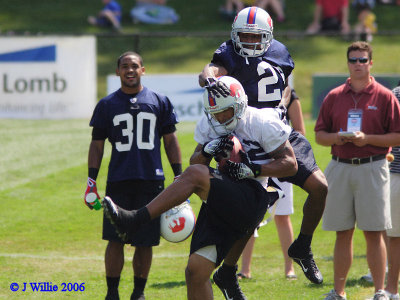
[[0, 252, 188, 261]]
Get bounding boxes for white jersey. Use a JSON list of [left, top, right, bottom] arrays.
[[194, 106, 292, 189]]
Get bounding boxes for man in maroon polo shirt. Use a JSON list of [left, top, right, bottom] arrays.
[[315, 41, 400, 300]]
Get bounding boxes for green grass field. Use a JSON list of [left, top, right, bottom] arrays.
[[1, 1, 399, 299], [0, 120, 380, 300]]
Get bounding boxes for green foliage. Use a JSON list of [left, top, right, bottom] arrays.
[[0, 120, 378, 299], [1, 0, 399, 33]]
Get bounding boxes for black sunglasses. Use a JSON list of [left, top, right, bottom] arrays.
[[348, 57, 369, 64]]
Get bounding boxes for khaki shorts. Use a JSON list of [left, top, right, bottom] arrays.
[[387, 173, 400, 237], [322, 158, 391, 231]]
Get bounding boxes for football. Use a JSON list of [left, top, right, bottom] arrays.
[[217, 135, 244, 171], [160, 201, 196, 243]]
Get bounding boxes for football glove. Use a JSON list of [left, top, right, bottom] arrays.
[[224, 150, 262, 180], [202, 136, 234, 161], [204, 77, 231, 98], [84, 177, 101, 210]]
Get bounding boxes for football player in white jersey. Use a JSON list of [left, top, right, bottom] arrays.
[[103, 76, 298, 300]]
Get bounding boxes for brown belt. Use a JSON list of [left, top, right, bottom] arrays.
[[332, 154, 386, 165]]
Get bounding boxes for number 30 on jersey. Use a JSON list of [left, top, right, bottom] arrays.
[[113, 112, 156, 152]]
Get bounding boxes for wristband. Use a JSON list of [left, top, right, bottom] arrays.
[[171, 163, 182, 177], [88, 168, 99, 180]]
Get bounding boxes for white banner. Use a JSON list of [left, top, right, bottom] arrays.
[[0, 36, 96, 119], [107, 73, 295, 122], [107, 73, 204, 122]]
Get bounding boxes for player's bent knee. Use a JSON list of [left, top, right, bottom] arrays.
[[182, 165, 210, 184], [305, 170, 328, 196], [185, 253, 215, 284]]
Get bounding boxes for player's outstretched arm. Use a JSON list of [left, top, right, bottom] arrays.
[[198, 63, 228, 87]]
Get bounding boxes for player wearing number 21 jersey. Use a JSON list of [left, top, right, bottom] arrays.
[[211, 38, 294, 108]]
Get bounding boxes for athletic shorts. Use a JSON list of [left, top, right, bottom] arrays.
[[103, 180, 163, 246], [190, 170, 277, 266], [322, 159, 391, 231], [387, 173, 400, 237], [278, 130, 319, 188]]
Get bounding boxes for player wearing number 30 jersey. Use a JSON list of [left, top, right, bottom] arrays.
[[86, 52, 182, 300]]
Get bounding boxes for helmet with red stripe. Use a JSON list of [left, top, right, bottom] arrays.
[[203, 76, 248, 135], [231, 6, 273, 58]]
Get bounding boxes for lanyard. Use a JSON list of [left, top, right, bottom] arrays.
[[350, 92, 361, 109]]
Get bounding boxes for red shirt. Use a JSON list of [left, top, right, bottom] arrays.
[[316, 0, 348, 20], [314, 77, 400, 159]]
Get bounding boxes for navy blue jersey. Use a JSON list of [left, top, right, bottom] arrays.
[[90, 87, 178, 182], [211, 39, 294, 108]]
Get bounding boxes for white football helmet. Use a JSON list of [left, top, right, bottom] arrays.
[[231, 6, 273, 57], [160, 200, 196, 243], [203, 76, 248, 136]]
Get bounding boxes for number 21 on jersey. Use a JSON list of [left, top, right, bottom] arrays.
[[257, 61, 286, 102]]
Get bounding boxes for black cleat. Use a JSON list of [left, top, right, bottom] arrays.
[[105, 290, 119, 300], [130, 291, 145, 300], [288, 242, 323, 284], [102, 196, 138, 241], [213, 266, 247, 300]]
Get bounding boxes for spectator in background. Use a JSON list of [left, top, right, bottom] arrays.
[[257, 0, 286, 22], [362, 83, 400, 299], [237, 88, 305, 281], [353, 0, 377, 42], [219, 0, 246, 20], [315, 41, 400, 300], [88, 0, 122, 32], [383, 83, 400, 300], [219, 0, 285, 22], [306, 0, 351, 35], [130, 0, 179, 24]]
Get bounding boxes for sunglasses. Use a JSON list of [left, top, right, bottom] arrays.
[[348, 57, 369, 64]]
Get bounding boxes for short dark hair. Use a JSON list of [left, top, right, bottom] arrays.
[[117, 52, 143, 67], [347, 41, 372, 60]]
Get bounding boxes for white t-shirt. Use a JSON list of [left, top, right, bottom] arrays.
[[194, 106, 292, 189]]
